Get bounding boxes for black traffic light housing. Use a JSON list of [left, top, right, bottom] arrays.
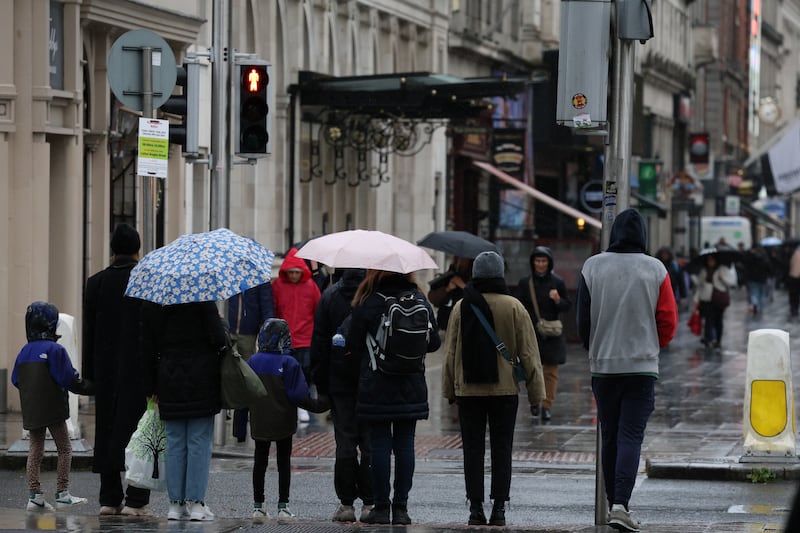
[[161, 61, 199, 157], [236, 61, 271, 157]]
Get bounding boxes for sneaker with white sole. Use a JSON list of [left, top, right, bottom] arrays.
[[99, 505, 123, 516], [277, 504, 297, 523], [188, 501, 215, 521], [167, 501, 189, 521], [608, 504, 640, 532], [253, 505, 271, 521], [332, 504, 356, 522], [26, 493, 54, 512], [55, 491, 87, 509]]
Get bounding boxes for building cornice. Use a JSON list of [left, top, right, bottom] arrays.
[[80, 0, 206, 47]]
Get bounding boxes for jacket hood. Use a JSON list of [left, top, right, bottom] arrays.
[[279, 248, 312, 281], [257, 318, 293, 354], [529, 246, 554, 274], [608, 209, 647, 253], [25, 301, 61, 342]]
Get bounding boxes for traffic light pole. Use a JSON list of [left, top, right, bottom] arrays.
[[211, 0, 231, 447], [210, 0, 231, 232]]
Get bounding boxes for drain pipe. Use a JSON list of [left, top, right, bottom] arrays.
[[287, 87, 297, 249]]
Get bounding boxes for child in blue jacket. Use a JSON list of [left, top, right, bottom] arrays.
[[247, 318, 329, 523], [12, 301, 93, 511]]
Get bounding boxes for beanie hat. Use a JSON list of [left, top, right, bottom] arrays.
[[111, 224, 141, 255], [472, 251, 504, 279]]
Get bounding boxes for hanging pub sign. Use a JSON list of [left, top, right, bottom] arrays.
[[491, 128, 525, 180]]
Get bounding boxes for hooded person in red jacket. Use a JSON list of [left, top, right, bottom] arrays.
[[272, 248, 322, 421]]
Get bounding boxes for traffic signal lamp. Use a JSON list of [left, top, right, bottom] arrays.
[[161, 62, 199, 157], [236, 62, 271, 157]]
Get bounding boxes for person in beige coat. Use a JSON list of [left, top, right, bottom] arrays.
[[442, 251, 545, 527]]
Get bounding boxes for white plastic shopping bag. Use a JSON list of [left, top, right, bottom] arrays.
[[125, 398, 167, 491]]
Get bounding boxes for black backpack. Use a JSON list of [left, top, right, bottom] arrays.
[[366, 291, 431, 375]]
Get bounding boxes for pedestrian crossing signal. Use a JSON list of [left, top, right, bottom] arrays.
[[236, 62, 271, 157]]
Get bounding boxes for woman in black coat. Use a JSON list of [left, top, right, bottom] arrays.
[[514, 246, 571, 422], [82, 224, 149, 515], [346, 270, 440, 526], [140, 300, 228, 521]]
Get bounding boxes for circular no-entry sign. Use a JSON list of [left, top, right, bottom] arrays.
[[580, 180, 604, 213]]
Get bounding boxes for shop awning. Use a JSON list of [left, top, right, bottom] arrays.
[[473, 161, 603, 230], [293, 71, 531, 119]]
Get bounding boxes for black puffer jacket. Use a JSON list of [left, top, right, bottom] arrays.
[[347, 274, 441, 422], [141, 301, 228, 420], [309, 269, 365, 395], [515, 247, 571, 366]]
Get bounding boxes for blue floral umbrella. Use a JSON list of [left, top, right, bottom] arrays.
[[125, 228, 275, 305]]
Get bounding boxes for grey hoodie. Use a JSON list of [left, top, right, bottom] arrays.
[[576, 209, 678, 376]]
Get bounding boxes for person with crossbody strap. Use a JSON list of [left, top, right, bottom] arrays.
[[514, 246, 571, 422]]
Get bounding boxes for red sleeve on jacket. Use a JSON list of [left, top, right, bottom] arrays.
[[656, 274, 678, 348]]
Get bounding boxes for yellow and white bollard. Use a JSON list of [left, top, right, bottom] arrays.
[[740, 328, 798, 462]]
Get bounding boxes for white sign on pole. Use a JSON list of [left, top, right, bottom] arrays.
[[137, 118, 170, 178]]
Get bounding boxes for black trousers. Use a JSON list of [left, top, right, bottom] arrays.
[[253, 437, 293, 504], [331, 393, 373, 506], [457, 395, 518, 503], [99, 471, 150, 508]]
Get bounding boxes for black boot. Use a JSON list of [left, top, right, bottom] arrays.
[[468, 501, 487, 525], [361, 504, 390, 524], [489, 501, 505, 526], [391, 503, 411, 525]]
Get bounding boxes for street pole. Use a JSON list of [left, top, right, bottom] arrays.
[[211, 0, 231, 447], [140, 46, 156, 255], [210, 0, 230, 231], [596, 9, 635, 527]]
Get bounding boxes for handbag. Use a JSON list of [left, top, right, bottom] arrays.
[[687, 305, 702, 336], [220, 344, 268, 409], [125, 398, 167, 491], [711, 287, 730, 308], [529, 279, 563, 338], [470, 304, 527, 383]]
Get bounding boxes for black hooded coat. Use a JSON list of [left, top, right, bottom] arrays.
[[514, 247, 571, 365], [83, 256, 146, 474]]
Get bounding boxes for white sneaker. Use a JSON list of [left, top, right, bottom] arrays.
[[297, 407, 310, 422], [277, 505, 297, 523], [167, 501, 189, 521], [253, 506, 271, 521], [189, 501, 215, 521], [55, 491, 87, 509], [99, 505, 123, 516], [26, 493, 54, 512], [608, 504, 641, 532]]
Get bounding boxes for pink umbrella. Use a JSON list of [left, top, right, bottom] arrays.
[[295, 230, 438, 274]]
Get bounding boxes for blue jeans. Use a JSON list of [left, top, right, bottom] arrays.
[[164, 416, 214, 503], [369, 419, 416, 507], [747, 281, 766, 312], [592, 376, 655, 508]]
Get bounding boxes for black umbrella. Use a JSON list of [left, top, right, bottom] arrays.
[[417, 230, 498, 259], [686, 246, 742, 274]]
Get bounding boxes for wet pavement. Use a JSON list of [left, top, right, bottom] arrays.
[[1, 287, 799, 531]]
